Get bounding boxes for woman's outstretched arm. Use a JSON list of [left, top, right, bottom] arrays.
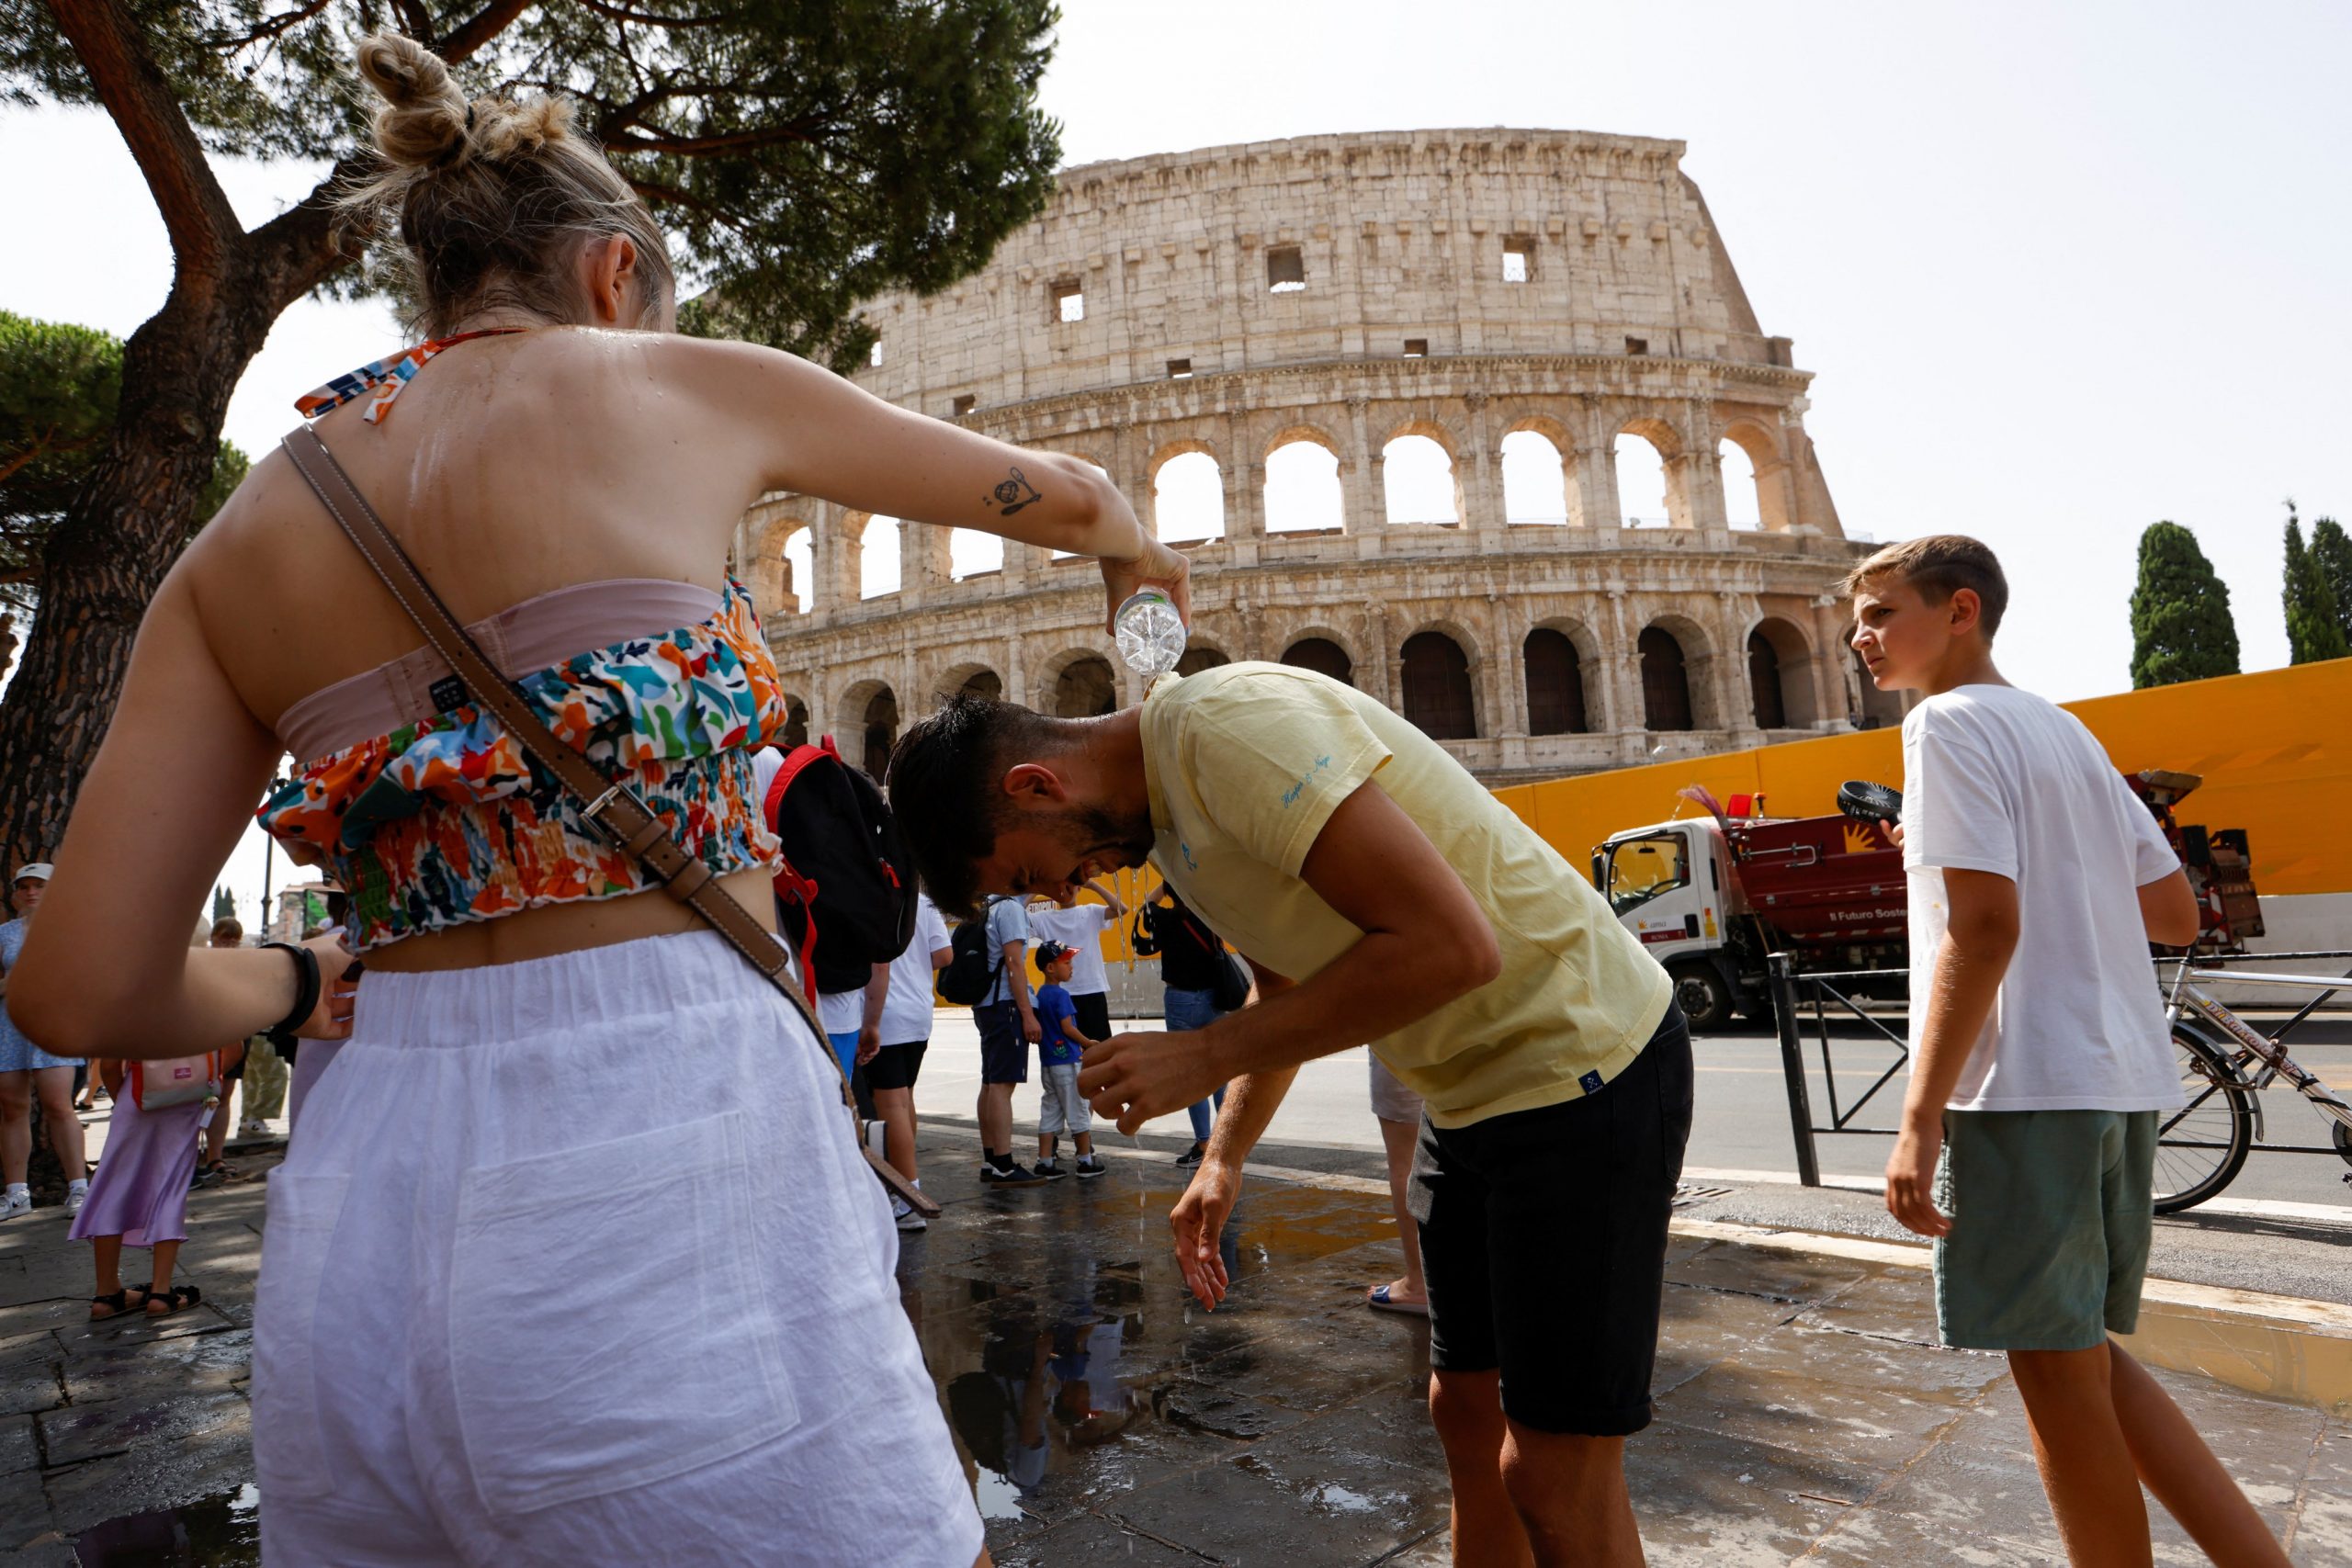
[[10, 564, 352, 1060]]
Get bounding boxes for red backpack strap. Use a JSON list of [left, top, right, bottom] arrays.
[[763, 741, 835, 1008]]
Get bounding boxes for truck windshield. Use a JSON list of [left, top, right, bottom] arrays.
[[1604, 835, 1689, 916]]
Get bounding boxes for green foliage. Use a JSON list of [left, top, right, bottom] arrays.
[[211, 884, 236, 924], [0, 1, 1065, 372], [2282, 506, 2351, 665], [2130, 522, 2241, 689], [2312, 515, 2352, 648], [0, 311, 247, 612]]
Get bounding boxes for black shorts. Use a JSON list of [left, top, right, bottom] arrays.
[[865, 1038, 929, 1093], [1071, 991, 1111, 1048], [975, 1001, 1027, 1085], [1408, 1004, 1693, 1437]]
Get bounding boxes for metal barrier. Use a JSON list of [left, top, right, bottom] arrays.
[[1770, 947, 2352, 1188]]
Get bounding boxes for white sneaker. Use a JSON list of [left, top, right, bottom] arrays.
[[239, 1119, 269, 1138], [63, 1182, 86, 1214], [0, 1190, 28, 1221], [890, 1194, 928, 1233]]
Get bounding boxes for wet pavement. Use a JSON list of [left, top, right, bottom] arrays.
[[1, 1111, 2346, 1564]]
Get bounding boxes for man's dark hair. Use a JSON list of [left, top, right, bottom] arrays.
[[1839, 534, 2010, 640], [886, 695, 1067, 919]]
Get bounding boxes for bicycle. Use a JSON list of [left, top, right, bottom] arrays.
[[2157, 958, 2352, 1213]]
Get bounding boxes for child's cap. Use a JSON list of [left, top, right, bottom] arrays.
[[1035, 940, 1074, 966]]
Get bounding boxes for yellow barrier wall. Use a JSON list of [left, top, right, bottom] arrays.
[[1493, 660, 2352, 898]]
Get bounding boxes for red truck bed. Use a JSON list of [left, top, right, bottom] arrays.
[[1724, 816, 1908, 949]]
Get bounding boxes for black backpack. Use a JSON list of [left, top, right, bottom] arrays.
[[938, 897, 1012, 1006], [763, 739, 918, 998]]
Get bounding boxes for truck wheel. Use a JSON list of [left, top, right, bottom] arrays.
[[1668, 962, 1734, 1032]]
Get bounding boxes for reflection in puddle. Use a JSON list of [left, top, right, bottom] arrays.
[[75, 1482, 260, 1565]]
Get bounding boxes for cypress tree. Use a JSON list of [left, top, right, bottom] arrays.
[[2312, 516, 2352, 648], [2130, 522, 2241, 688], [2283, 506, 2351, 664]]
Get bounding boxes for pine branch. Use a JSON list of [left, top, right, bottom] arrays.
[[438, 0, 532, 62], [572, 0, 730, 25], [202, 0, 334, 54], [44, 0, 243, 283]]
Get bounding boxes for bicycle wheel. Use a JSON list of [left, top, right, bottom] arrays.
[[2153, 1023, 2254, 1214]]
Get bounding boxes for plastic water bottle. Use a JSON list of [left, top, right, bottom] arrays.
[[1114, 588, 1187, 686]]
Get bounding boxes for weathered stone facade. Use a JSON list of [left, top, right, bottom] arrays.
[[735, 129, 1900, 784]]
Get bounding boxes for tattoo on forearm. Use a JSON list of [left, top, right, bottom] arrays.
[[986, 466, 1042, 517]]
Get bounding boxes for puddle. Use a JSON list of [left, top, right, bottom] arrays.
[[74, 1482, 260, 1565]]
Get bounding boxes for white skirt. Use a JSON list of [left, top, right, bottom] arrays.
[[254, 931, 981, 1567]]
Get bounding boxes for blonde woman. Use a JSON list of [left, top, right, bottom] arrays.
[[12, 31, 1183, 1566]]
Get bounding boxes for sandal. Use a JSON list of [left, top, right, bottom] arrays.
[[1366, 1282, 1429, 1317], [143, 1284, 200, 1317], [88, 1286, 150, 1320]]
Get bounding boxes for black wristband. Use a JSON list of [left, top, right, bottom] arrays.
[[260, 941, 321, 1049]]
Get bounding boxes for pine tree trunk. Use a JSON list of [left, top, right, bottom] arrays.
[[0, 272, 278, 902]]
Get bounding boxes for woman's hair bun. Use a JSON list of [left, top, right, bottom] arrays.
[[355, 31, 472, 170]]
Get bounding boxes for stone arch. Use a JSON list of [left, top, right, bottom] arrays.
[[1399, 627, 1478, 739], [1522, 617, 1600, 734], [1174, 643, 1232, 678], [1637, 622, 1697, 732], [1499, 428, 1570, 525], [1613, 416, 1682, 529], [778, 690, 811, 750], [858, 514, 903, 599], [747, 508, 813, 615], [1278, 626, 1360, 687], [1380, 420, 1462, 525], [1717, 418, 1792, 532], [1036, 647, 1120, 718], [836, 678, 900, 779], [1148, 438, 1226, 544], [930, 660, 1004, 706], [1261, 424, 1348, 535], [1744, 615, 1817, 729]]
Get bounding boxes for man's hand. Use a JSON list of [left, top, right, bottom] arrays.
[[1077, 1030, 1223, 1134], [1170, 1158, 1241, 1309], [1884, 1119, 1950, 1237], [855, 1025, 882, 1067], [1021, 1010, 1042, 1044]]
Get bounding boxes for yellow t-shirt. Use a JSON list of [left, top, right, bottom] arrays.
[[1139, 662, 1672, 1129]]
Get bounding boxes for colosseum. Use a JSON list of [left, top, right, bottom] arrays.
[[730, 128, 1902, 784]]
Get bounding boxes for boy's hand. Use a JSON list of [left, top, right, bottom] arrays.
[[1021, 1010, 1042, 1044], [1885, 1121, 1950, 1236], [855, 1025, 881, 1067], [1170, 1157, 1240, 1308], [1077, 1030, 1222, 1134]]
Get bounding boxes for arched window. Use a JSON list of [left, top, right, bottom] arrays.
[[782, 695, 809, 750], [1719, 440, 1762, 530], [862, 686, 899, 780], [1282, 637, 1353, 687], [1263, 441, 1344, 533], [950, 528, 1001, 581], [1500, 431, 1568, 525], [1639, 628, 1693, 731], [1175, 646, 1230, 677], [783, 529, 813, 615], [1053, 656, 1118, 718], [1747, 630, 1785, 728], [1154, 451, 1226, 544], [1401, 632, 1477, 739], [1523, 629, 1588, 734], [860, 517, 901, 598], [956, 670, 1002, 702], [1614, 433, 1670, 527], [1382, 434, 1458, 525]]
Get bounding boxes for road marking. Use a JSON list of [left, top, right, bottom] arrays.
[[1679, 1165, 2352, 1226]]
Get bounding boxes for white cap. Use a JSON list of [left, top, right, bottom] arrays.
[[13, 863, 52, 883]]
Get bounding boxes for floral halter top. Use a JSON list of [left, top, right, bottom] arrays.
[[261, 333, 793, 949]]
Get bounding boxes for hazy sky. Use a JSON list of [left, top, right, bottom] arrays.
[[3, 1, 2346, 925]]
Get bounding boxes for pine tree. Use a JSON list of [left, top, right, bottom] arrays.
[[2312, 516, 2352, 649], [210, 884, 235, 925], [0, 1, 1061, 894], [2131, 522, 2242, 688], [2283, 504, 2351, 664]]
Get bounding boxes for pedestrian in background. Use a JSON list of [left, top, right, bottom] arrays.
[[1027, 877, 1125, 1055], [1030, 941, 1106, 1181], [1131, 886, 1230, 1168], [974, 894, 1049, 1186], [862, 889, 953, 1231], [193, 920, 251, 1186], [1365, 1052, 1429, 1316], [73, 1054, 210, 1317], [0, 863, 86, 1217]]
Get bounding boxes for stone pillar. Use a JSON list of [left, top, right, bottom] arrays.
[[1491, 592, 1527, 738], [1346, 397, 1382, 533], [1573, 408, 1622, 529], [810, 504, 848, 620], [1713, 591, 1757, 739], [1006, 635, 1027, 712], [902, 524, 951, 604], [1603, 588, 1638, 732], [1223, 413, 1263, 540], [1462, 392, 1503, 534], [1668, 445, 1728, 532], [1001, 539, 1037, 592], [1809, 597, 1854, 728]]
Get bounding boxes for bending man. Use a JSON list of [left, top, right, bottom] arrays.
[[889, 660, 1687, 1567]]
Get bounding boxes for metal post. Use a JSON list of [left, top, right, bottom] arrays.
[[1770, 953, 1821, 1188]]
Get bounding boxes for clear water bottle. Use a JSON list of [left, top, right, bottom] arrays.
[[1114, 588, 1188, 686]]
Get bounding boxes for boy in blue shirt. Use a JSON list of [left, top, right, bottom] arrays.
[[1032, 942, 1106, 1180]]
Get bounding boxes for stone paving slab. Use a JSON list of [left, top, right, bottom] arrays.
[[0, 1113, 2343, 1564]]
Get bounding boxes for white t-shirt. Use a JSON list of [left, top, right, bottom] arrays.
[[877, 895, 953, 1045], [1902, 683, 2184, 1112], [980, 898, 1031, 1007], [1026, 901, 1114, 997], [816, 987, 866, 1035]]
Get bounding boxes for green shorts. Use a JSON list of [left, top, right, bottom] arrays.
[[1933, 1109, 2157, 1352]]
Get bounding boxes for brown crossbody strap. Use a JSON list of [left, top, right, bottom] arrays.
[[278, 424, 938, 1218]]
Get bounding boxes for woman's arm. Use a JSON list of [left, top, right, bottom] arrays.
[[680, 339, 1190, 630], [9, 567, 354, 1060]]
